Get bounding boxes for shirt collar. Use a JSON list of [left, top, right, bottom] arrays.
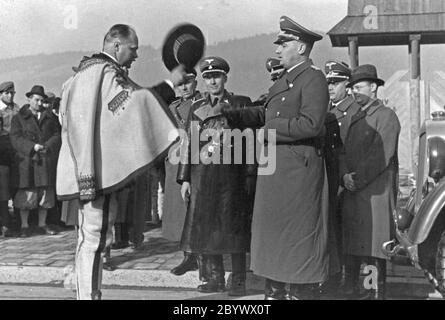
[[331, 96, 348, 108], [361, 98, 377, 112], [101, 51, 119, 64], [0, 99, 16, 112], [0, 100, 7, 111], [287, 60, 305, 73]]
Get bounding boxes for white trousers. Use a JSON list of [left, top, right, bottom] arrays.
[[76, 193, 117, 300]]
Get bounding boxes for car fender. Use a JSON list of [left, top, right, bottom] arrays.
[[408, 178, 445, 244]]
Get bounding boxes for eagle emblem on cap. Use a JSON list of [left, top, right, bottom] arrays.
[[205, 58, 214, 64], [326, 62, 336, 70]]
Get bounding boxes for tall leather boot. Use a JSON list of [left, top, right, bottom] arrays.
[[288, 283, 321, 300], [197, 254, 225, 293], [228, 253, 246, 296], [197, 254, 210, 282], [121, 222, 129, 244], [342, 255, 361, 298], [91, 290, 102, 300], [264, 278, 287, 300], [171, 252, 198, 276], [111, 223, 130, 249]]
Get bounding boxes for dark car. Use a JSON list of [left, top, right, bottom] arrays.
[[383, 111, 445, 295]]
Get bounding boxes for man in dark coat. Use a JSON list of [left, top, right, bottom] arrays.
[[340, 64, 400, 299], [320, 61, 361, 295], [177, 56, 254, 296], [0, 81, 20, 237], [222, 16, 330, 300], [163, 68, 202, 276], [10, 85, 61, 237]]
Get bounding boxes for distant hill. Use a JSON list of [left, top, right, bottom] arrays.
[[1, 32, 445, 106]]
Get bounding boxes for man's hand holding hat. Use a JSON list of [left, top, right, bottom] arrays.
[[170, 64, 189, 87]]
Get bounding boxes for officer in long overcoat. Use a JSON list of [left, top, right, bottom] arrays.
[[340, 64, 400, 299], [321, 61, 361, 294], [163, 69, 202, 276], [177, 56, 254, 296], [227, 16, 330, 300]]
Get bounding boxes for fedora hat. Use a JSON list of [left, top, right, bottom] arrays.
[[347, 64, 385, 88], [26, 85, 47, 99], [162, 23, 205, 71]]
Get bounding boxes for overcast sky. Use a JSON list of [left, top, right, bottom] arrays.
[[0, 0, 348, 59]]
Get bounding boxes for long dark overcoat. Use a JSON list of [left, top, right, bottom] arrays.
[[324, 96, 361, 274], [10, 105, 61, 188], [250, 59, 330, 284], [162, 92, 201, 242], [340, 99, 400, 259], [177, 91, 253, 254]]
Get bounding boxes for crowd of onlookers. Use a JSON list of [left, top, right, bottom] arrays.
[[0, 81, 163, 244]]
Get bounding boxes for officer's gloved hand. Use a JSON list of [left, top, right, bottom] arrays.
[[170, 64, 188, 87], [213, 101, 231, 115], [255, 93, 268, 106], [219, 102, 243, 127]]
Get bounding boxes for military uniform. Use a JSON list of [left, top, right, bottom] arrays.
[[177, 57, 253, 296], [163, 90, 201, 242], [322, 61, 361, 292], [247, 17, 330, 300]]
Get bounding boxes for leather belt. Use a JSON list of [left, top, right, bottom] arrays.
[[275, 137, 318, 147]]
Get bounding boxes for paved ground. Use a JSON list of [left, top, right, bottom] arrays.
[[0, 223, 255, 290], [0, 222, 442, 300]]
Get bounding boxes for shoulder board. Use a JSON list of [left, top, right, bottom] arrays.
[[169, 97, 182, 107], [192, 97, 207, 107]]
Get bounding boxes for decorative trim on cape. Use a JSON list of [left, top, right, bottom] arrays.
[[78, 174, 96, 201], [108, 90, 130, 115]]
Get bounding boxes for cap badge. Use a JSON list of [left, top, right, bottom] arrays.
[[326, 62, 336, 70]]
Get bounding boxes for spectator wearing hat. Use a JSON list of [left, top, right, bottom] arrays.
[[43, 92, 56, 110], [40, 92, 64, 230], [340, 64, 400, 299], [52, 97, 61, 117], [0, 81, 20, 237], [319, 61, 362, 296], [163, 68, 203, 276], [177, 56, 254, 296], [0, 82, 20, 133], [222, 15, 330, 300], [9, 85, 61, 237]]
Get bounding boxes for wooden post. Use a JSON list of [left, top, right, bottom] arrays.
[[348, 36, 359, 69], [409, 34, 421, 174], [425, 80, 430, 120]]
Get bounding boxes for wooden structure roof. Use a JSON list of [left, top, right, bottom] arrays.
[[328, 0, 445, 46]]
